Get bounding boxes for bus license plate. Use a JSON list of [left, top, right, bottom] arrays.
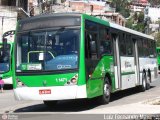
[[39, 89, 51, 95]]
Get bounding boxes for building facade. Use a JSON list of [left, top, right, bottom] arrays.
[[130, 0, 149, 12], [67, 0, 126, 26]]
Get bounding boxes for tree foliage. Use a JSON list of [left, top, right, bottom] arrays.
[[126, 12, 145, 33], [148, 0, 160, 6], [110, 0, 130, 18]]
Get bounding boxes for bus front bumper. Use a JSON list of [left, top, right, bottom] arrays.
[[3, 77, 12, 85], [13, 85, 87, 100]]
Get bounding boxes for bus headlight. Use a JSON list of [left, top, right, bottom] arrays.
[[16, 78, 26, 87], [65, 74, 78, 86]]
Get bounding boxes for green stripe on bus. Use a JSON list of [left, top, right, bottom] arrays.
[[121, 72, 135, 75]]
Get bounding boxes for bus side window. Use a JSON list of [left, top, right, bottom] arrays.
[[120, 33, 126, 56], [85, 32, 98, 59], [126, 35, 133, 56], [85, 20, 98, 60], [138, 39, 143, 57], [151, 41, 156, 58], [143, 39, 149, 57], [99, 26, 112, 56]]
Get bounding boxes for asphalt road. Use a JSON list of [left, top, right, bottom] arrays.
[[0, 77, 160, 119]]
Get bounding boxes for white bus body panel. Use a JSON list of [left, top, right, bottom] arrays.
[[14, 85, 87, 100], [120, 57, 137, 90], [119, 57, 157, 90], [139, 57, 158, 83], [114, 66, 119, 89], [3, 77, 12, 84]]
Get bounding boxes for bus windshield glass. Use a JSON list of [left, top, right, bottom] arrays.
[[0, 44, 10, 73], [16, 28, 80, 72]]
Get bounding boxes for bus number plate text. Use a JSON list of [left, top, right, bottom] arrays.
[[39, 89, 51, 95]]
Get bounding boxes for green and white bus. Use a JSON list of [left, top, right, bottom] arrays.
[[0, 30, 15, 85], [12, 13, 158, 105]]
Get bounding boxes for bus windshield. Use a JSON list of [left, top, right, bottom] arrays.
[[0, 44, 10, 73], [16, 28, 80, 72]]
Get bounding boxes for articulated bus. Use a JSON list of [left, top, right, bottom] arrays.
[[0, 30, 15, 85], [156, 47, 160, 71], [12, 13, 158, 106]]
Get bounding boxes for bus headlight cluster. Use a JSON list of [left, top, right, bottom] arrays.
[[16, 78, 26, 87], [65, 74, 78, 86]]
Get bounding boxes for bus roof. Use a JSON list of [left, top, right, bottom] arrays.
[[19, 13, 81, 23], [82, 14, 154, 40], [109, 22, 154, 40], [18, 13, 154, 40]]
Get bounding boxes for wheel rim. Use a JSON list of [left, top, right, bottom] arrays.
[[104, 83, 110, 98], [143, 78, 146, 88]]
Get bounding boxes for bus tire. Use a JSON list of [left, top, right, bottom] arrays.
[[139, 73, 147, 92], [43, 100, 57, 107], [146, 70, 151, 90], [97, 77, 111, 104]]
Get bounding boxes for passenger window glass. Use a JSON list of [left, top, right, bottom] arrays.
[[138, 39, 143, 57], [120, 33, 126, 56], [85, 20, 98, 60], [126, 35, 133, 56], [99, 26, 112, 56]]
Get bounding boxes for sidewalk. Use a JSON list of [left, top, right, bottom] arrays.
[[80, 97, 160, 114]]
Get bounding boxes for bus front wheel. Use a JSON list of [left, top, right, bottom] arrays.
[[97, 77, 111, 104]]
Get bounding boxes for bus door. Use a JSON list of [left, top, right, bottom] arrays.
[[133, 39, 140, 85], [85, 31, 102, 97], [113, 34, 121, 89]]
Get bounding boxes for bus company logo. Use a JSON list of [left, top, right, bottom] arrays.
[[43, 80, 47, 86], [125, 61, 132, 68], [2, 114, 8, 120]]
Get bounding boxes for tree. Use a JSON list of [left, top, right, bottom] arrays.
[[138, 12, 144, 23], [133, 23, 145, 32], [126, 12, 146, 33], [148, 0, 160, 6], [110, 0, 130, 18], [126, 18, 134, 29]]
